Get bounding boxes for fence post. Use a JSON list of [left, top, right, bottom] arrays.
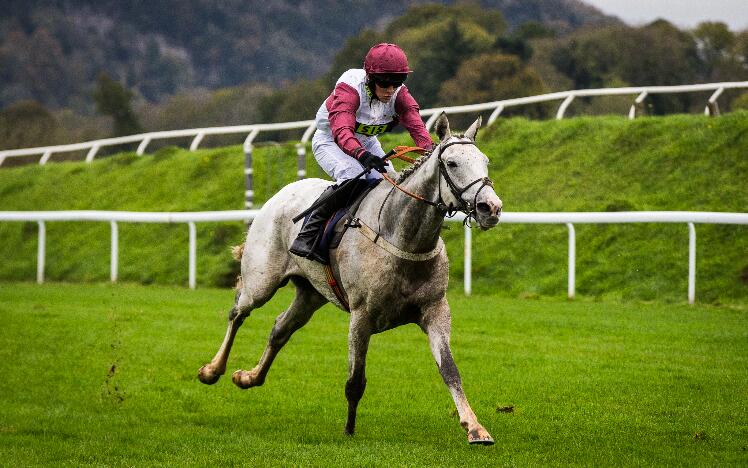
[[464, 224, 472, 296], [190, 132, 205, 151], [297, 123, 316, 180], [188, 222, 197, 289], [487, 104, 505, 125], [556, 94, 575, 119], [37, 221, 46, 284], [567, 223, 575, 299], [85, 144, 100, 163], [295, 143, 306, 180], [704, 87, 724, 116], [39, 150, 53, 166], [688, 223, 696, 304], [110, 221, 118, 283], [243, 129, 260, 209], [136, 136, 152, 155], [629, 91, 648, 119]]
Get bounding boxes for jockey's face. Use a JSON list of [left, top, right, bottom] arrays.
[[374, 82, 397, 102]]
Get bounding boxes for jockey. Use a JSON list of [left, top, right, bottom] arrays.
[[290, 43, 434, 263]]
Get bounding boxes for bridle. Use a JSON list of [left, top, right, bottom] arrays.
[[380, 138, 494, 226]]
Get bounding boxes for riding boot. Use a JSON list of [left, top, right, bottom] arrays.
[[289, 185, 339, 263], [289, 179, 376, 264]]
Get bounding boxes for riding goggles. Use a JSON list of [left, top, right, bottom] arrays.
[[371, 74, 407, 89]]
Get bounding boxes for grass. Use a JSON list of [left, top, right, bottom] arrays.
[[0, 112, 746, 303], [0, 282, 746, 466]]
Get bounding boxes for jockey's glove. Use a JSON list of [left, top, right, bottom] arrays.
[[358, 151, 387, 173]]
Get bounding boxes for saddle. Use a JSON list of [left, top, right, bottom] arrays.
[[316, 179, 381, 260]]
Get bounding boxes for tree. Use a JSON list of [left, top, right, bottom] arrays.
[[93, 73, 142, 136], [438, 53, 545, 106], [325, 30, 385, 83], [0, 100, 59, 150], [549, 21, 703, 114], [402, 18, 482, 107]]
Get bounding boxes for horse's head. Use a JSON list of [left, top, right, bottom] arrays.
[[434, 112, 502, 230]]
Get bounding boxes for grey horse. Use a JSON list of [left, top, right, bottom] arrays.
[[198, 113, 503, 445]]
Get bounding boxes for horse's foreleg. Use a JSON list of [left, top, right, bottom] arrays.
[[421, 300, 494, 445], [233, 277, 327, 389], [198, 290, 251, 385], [344, 313, 371, 436]]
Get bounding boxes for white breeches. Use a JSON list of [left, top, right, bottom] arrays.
[[312, 131, 394, 182]]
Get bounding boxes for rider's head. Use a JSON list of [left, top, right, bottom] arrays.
[[364, 43, 411, 102]]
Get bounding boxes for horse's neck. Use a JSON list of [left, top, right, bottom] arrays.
[[364, 156, 444, 253]]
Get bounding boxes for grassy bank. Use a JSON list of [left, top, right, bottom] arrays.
[[0, 283, 746, 465], [0, 112, 746, 303]]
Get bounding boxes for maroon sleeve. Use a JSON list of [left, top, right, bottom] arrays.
[[395, 85, 434, 150], [327, 82, 365, 158]]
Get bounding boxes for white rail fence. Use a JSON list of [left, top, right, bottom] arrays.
[[1, 210, 746, 304], [1, 81, 746, 168]]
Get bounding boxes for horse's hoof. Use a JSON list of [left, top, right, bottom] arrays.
[[468, 428, 495, 446], [198, 365, 222, 385], [232, 369, 263, 389]]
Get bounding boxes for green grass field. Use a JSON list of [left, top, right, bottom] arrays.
[[1, 283, 746, 466]]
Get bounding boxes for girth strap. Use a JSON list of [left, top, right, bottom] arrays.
[[324, 264, 349, 311], [352, 217, 444, 261]]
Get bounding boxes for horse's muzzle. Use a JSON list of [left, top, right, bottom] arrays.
[[476, 196, 502, 229]]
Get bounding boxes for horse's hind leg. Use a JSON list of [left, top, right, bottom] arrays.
[[198, 289, 254, 385], [233, 277, 327, 389], [344, 312, 372, 436]]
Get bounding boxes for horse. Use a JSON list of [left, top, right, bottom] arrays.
[[198, 113, 503, 445]]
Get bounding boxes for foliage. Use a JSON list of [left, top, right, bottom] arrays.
[[515, 21, 557, 39], [0, 112, 746, 305], [0, 0, 614, 111], [438, 53, 544, 105], [0, 283, 746, 465], [732, 92, 748, 110], [93, 73, 143, 136], [0, 100, 60, 150], [262, 3, 545, 118], [138, 84, 273, 131], [549, 20, 748, 114], [257, 79, 330, 124]]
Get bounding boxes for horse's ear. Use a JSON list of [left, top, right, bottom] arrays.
[[465, 116, 482, 141], [435, 112, 451, 141]]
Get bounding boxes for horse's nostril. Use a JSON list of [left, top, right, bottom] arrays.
[[477, 202, 490, 213]]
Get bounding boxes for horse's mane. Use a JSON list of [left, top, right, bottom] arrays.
[[394, 134, 466, 184], [395, 151, 432, 183]]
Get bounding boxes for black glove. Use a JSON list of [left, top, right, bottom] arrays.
[[358, 151, 387, 173]]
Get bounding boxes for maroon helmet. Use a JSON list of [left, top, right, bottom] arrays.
[[363, 43, 412, 74]]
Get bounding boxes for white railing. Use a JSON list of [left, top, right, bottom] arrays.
[[1, 210, 746, 303], [1, 81, 746, 167]]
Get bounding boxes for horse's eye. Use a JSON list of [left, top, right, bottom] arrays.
[[446, 161, 458, 168]]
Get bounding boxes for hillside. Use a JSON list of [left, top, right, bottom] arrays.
[[0, 0, 618, 110], [0, 112, 746, 304]]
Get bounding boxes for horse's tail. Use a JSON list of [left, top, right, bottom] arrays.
[[231, 243, 244, 261], [231, 243, 245, 291]]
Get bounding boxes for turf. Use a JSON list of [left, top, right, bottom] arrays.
[[0, 283, 746, 466]]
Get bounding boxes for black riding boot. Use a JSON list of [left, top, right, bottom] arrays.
[[289, 179, 374, 264], [289, 185, 339, 263]]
